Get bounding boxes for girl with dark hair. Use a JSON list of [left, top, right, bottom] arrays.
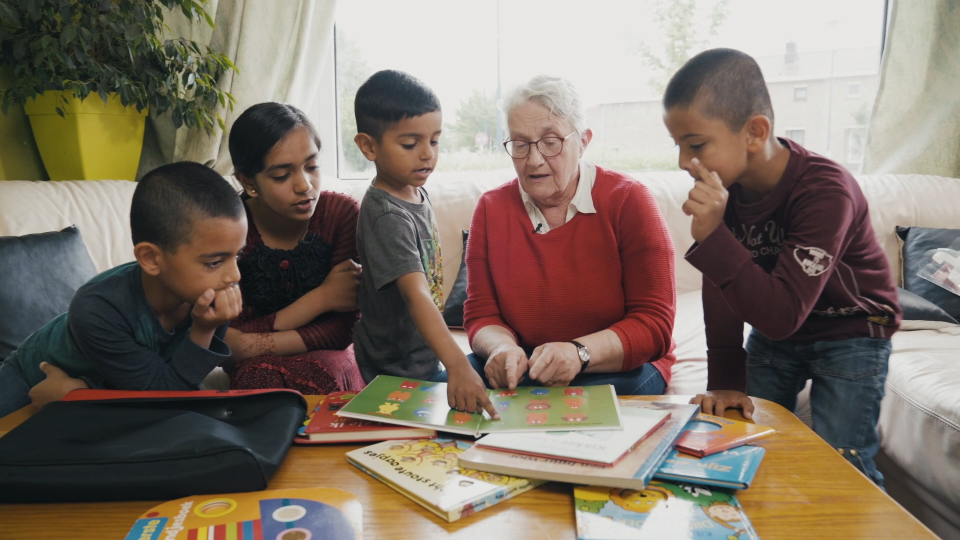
[[224, 102, 365, 393]]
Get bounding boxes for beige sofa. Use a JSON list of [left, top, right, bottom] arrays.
[[1, 171, 959, 538]]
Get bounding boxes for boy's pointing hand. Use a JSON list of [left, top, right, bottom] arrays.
[[682, 157, 729, 244]]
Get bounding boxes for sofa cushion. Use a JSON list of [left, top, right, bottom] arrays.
[[880, 327, 960, 511], [0, 226, 98, 361], [442, 230, 469, 328], [898, 287, 959, 330], [0, 180, 137, 272], [896, 226, 960, 320]]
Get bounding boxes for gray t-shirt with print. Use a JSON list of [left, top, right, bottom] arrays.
[[354, 183, 444, 383]]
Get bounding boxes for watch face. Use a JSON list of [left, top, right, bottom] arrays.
[[578, 347, 589, 362]]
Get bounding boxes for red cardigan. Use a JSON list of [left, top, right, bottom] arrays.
[[463, 166, 676, 382]]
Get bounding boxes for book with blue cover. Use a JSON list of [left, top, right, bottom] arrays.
[[654, 445, 766, 490]]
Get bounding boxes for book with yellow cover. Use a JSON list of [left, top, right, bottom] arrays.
[[123, 487, 362, 540], [346, 438, 545, 522], [574, 481, 759, 540]]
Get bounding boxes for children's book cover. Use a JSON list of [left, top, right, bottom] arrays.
[[459, 401, 699, 490], [475, 406, 670, 466], [295, 392, 436, 444], [123, 487, 362, 540], [345, 438, 545, 522], [674, 414, 776, 458], [654, 446, 766, 490], [574, 480, 760, 540], [336, 375, 622, 437]]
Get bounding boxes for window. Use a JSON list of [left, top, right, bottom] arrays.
[[848, 82, 862, 98], [333, 1, 886, 181], [785, 129, 806, 146], [846, 127, 867, 164]]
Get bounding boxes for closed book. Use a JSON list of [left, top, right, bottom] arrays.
[[574, 480, 760, 540], [123, 487, 362, 539], [336, 375, 622, 437], [475, 406, 670, 466], [654, 445, 766, 489], [296, 392, 436, 444], [458, 401, 698, 490], [346, 438, 544, 522], [674, 413, 776, 457]]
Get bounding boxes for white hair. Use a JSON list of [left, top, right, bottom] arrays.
[[499, 75, 587, 135]]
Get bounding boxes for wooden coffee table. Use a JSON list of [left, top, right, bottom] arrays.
[[0, 395, 938, 539]]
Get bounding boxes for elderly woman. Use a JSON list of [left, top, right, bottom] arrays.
[[463, 75, 676, 395]]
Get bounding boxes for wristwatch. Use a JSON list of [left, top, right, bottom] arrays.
[[570, 340, 590, 373]]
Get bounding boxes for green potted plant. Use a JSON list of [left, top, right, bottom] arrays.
[[0, 0, 237, 181]]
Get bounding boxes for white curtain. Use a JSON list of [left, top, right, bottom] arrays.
[[137, 0, 337, 178], [862, 0, 960, 177]]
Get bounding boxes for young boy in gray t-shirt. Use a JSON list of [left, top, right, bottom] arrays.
[[351, 70, 497, 418]]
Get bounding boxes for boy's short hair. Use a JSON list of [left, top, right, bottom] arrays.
[[354, 70, 441, 141], [131, 162, 244, 252], [664, 48, 775, 131]]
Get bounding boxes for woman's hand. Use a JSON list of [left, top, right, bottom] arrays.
[[484, 344, 528, 390], [317, 259, 361, 312], [527, 342, 581, 387]]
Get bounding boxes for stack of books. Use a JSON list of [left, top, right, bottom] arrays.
[[333, 375, 777, 536]]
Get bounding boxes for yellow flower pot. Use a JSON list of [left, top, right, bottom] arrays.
[[23, 92, 147, 181]]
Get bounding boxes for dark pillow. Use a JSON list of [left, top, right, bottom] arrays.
[[897, 287, 958, 330], [896, 226, 960, 321], [0, 226, 98, 361], [442, 230, 469, 328]]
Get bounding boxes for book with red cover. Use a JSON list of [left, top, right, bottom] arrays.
[[673, 413, 776, 457], [296, 391, 436, 444]]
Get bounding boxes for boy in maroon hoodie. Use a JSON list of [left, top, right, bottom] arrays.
[[663, 48, 900, 486]]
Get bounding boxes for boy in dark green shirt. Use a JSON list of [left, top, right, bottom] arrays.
[[0, 162, 247, 417]]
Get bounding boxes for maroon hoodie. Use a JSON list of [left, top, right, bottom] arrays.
[[685, 138, 900, 392]]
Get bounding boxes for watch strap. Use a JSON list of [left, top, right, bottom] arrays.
[[570, 340, 589, 372]]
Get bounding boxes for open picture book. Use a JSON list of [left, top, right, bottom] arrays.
[[335, 375, 623, 437]]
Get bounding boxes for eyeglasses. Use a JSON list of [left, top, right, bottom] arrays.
[[503, 131, 578, 159]]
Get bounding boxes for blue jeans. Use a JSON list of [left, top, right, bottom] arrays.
[[465, 353, 667, 396], [0, 355, 32, 419], [745, 330, 890, 487]]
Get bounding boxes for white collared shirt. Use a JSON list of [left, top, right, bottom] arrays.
[[519, 159, 597, 234]]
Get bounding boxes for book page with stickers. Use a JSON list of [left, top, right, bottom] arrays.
[[335, 375, 622, 436]]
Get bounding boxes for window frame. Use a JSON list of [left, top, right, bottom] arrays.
[[785, 128, 806, 146]]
